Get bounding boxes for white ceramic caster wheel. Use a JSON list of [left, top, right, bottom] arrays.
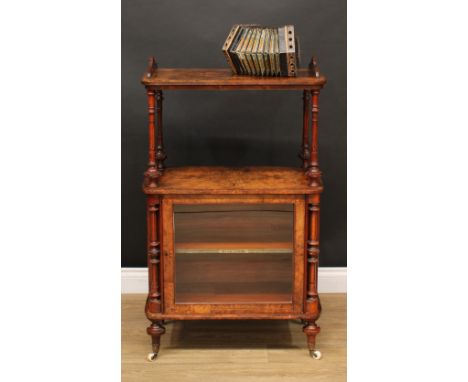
[[147, 352, 157, 362], [310, 350, 322, 360]]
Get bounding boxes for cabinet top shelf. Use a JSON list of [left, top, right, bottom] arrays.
[[141, 68, 327, 90]]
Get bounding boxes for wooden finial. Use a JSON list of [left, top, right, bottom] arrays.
[[308, 56, 320, 78], [146, 56, 158, 78]]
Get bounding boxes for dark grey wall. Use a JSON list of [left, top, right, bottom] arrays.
[[122, 0, 346, 267]]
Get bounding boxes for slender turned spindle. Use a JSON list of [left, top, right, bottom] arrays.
[[155, 90, 167, 173], [303, 193, 322, 355], [146, 196, 161, 312], [300, 90, 311, 169], [145, 89, 159, 187], [306, 89, 321, 186], [307, 195, 320, 304], [145, 194, 165, 358]]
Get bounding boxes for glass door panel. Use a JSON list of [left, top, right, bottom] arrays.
[[173, 203, 294, 304]]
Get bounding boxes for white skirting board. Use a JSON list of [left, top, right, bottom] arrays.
[[121, 267, 347, 294]]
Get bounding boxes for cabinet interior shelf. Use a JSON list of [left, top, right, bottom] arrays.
[[175, 242, 293, 254]]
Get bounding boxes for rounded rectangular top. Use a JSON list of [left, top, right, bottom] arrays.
[[141, 68, 327, 90]]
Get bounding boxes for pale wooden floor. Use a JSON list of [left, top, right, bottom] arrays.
[[122, 294, 346, 382]]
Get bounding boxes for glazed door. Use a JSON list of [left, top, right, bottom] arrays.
[[162, 196, 305, 316]]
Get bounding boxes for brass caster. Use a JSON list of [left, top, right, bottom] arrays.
[[310, 350, 322, 360], [147, 352, 158, 362]]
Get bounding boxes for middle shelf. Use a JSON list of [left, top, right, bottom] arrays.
[[144, 166, 322, 195]]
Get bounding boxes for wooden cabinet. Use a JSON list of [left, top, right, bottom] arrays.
[[141, 57, 327, 361]]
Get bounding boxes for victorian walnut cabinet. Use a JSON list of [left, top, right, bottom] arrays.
[[140, 57, 327, 361]]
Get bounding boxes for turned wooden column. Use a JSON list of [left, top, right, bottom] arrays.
[[300, 90, 311, 169], [155, 90, 167, 173], [303, 193, 322, 353], [144, 89, 160, 187], [146, 196, 162, 312], [145, 195, 165, 356], [306, 89, 321, 187]]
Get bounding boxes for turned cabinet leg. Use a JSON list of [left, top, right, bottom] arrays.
[[146, 321, 166, 361], [303, 322, 322, 359]]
